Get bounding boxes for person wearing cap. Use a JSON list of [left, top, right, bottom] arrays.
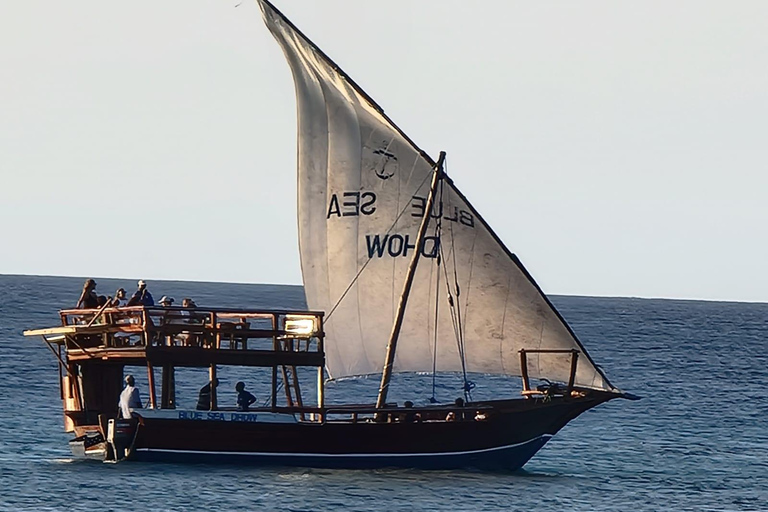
[[76, 278, 99, 309], [158, 295, 174, 307], [118, 374, 143, 419], [127, 280, 154, 307]]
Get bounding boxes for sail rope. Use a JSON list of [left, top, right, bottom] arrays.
[[437, 174, 474, 402], [261, 379, 284, 407], [325, 168, 435, 321], [429, 209, 443, 404], [439, 239, 473, 401], [451, 206, 478, 400]]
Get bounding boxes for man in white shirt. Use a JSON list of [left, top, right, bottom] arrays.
[[119, 375, 142, 418]]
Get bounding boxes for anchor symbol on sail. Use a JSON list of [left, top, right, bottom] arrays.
[[372, 148, 397, 180]]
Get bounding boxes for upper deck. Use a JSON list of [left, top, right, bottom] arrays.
[[24, 306, 326, 368]]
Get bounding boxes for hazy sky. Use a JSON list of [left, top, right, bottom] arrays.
[[1, 1, 766, 302]]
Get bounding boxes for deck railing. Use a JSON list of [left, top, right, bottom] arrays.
[[57, 306, 324, 353]]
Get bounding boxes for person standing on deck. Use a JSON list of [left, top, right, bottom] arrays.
[[119, 375, 142, 418], [197, 378, 220, 411], [76, 279, 99, 309], [235, 382, 256, 412], [127, 280, 154, 307]]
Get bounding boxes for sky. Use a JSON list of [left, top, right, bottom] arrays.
[[1, 1, 767, 302]]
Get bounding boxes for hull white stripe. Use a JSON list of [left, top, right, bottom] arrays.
[[135, 434, 552, 459]]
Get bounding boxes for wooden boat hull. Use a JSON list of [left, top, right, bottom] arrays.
[[125, 394, 615, 470], [132, 434, 553, 470]]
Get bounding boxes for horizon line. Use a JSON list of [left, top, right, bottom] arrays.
[[2, 272, 765, 306]]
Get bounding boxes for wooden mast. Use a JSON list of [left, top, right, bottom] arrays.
[[375, 151, 445, 414]]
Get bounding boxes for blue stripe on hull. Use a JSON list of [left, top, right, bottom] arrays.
[[132, 435, 552, 470]]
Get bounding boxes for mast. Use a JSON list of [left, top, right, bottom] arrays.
[[375, 151, 446, 413]]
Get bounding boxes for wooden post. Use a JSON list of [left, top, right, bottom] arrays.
[[291, 364, 304, 421], [317, 315, 324, 355], [520, 350, 530, 392], [567, 350, 579, 395], [209, 364, 217, 410], [142, 309, 149, 346], [317, 314, 325, 422], [146, 362, 157, 409], [210, 312, 218, 349], [57, 344, 64, 400], [271, 365, 278, 411], [375, 152, 445, 414], [317, 364, 324, 422], [161, 364, 175, 409], [280, 364, 294, 407], [271, 314, 278, 410]]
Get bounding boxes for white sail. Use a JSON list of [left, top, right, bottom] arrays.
[[258, 1, 616, 391]]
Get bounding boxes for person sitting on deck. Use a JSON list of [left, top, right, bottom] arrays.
[[127, 280, 154, 307], [178, 298, 201, 346], [235, 381, 257, 412], [160, 296, 195, 345], [76, 279, 99, 309], [110, 288, 127, 307], [119, 375, 142, 419], [402, 401, 421, 423], [453, 397, 466, 421], [197, 378, 220, 411]]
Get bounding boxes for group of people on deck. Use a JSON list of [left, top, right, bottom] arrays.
[[119, 375, 258, 419], [76, 278, 197, 311], [76, 279, 156, 309]]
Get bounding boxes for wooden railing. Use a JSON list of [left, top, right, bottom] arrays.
[[519, 348, 580, 397], [57, 306, 324, 353]]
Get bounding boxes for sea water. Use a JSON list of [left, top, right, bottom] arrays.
[[0, 274, 766, 511]]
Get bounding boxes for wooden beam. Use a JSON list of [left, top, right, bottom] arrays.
[[567, 350, 579, 394], [146, 362, 157, 409], [24, 326, 79, 337], [161, 365, 175, 409], [64, 346, 325, 368], [209, 365, 217, 410], [145, 347, 325, 368], [520, 350, 530, 392]]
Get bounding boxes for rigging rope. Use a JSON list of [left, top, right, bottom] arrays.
[[429, 187, 444, 404], [325, 168, 435, 320], [261, 379, 284, 407], [439, 173, 474, 401]]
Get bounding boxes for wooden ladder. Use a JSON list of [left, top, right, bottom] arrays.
[[279, 338, 305, 420]]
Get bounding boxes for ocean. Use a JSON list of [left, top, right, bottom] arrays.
[[1, 274, 766, 511]]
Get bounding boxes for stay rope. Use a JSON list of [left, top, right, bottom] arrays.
[[325, 168, 434, 320], [438, 172, 474, 401]]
